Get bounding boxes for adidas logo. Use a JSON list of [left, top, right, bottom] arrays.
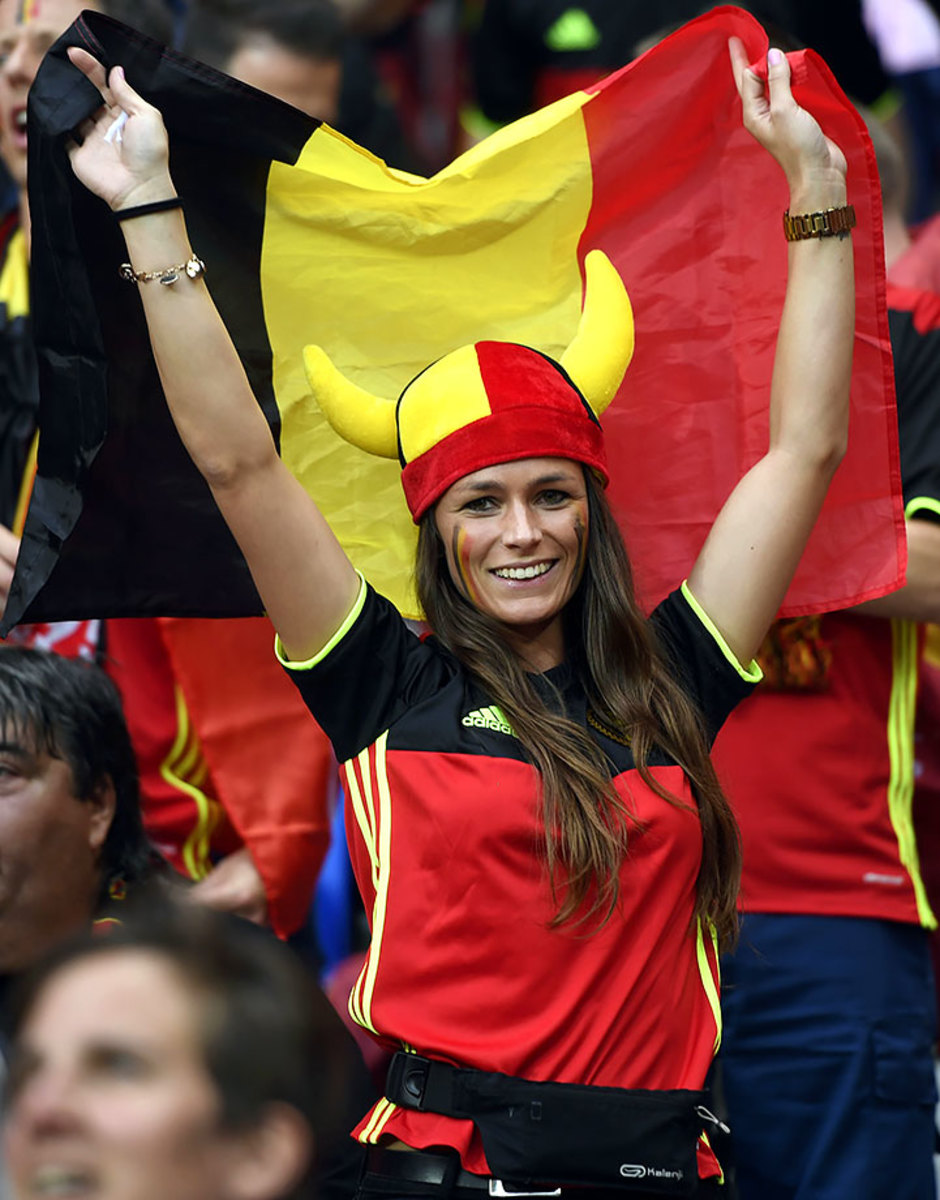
[[462, 705, 515, 736], [545, 8, 601, 53]]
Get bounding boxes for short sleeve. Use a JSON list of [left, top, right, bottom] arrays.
[[277, 582, 455, 763], [650, 584, 762, 744], [888, 290, 940, 523]]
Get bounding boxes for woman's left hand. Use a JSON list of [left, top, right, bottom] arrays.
[[729, 37, 847, 197]]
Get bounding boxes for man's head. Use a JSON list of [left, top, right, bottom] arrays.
[[0, 0, 172, 191], [0, 647, 152, 972], [184, 0, 345, 122]]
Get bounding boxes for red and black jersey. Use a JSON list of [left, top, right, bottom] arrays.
[[280, 581, 758, 1177], [712, 282, 940, 928]]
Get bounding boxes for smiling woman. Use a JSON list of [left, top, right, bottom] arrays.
[[58, 25, 855, 1200], [432, 458, 589, 667]]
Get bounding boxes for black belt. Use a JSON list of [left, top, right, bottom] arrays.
[[365, 1147, 561, 1197]]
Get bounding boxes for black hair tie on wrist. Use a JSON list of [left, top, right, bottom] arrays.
[[115, 197, 183, 222]]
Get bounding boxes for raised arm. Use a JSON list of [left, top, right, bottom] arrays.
[[686, 40, 854, 665], [66, 50, 358, 663]]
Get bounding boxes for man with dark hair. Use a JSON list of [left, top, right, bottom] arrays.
[[184, 0, 345, 123], [0, 647, 159, 978], [183, 0, 411, 165], [0, 0, 336, 943]]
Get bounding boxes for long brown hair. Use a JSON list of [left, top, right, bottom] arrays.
[[415, 471, 741, 950]]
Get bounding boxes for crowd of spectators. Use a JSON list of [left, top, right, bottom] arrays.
[[0, 2, 938, 1200]]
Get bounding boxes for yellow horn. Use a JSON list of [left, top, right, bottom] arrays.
[[560, 250, 634, 417], [303, 344, 399, 459]]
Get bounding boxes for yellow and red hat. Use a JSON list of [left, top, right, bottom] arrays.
[[304, 251, 634, 520]]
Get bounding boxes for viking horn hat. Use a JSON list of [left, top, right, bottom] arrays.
[[304, 250, 634, 520]]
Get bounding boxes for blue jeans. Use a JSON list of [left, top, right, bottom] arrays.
[[720, 913, 937, 1200]]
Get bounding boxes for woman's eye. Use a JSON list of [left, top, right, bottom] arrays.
[[462, 496, 497, 513], [92, 1047, 149, 1079], [538, 489, 570, 505]]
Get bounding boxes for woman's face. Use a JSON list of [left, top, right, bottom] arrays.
[[434, 457, 589, 669], [4, 950, 238, 1200]]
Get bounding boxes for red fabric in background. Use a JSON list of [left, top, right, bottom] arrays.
[[159, 616, 335, 938], [577, 6, 902, 615]]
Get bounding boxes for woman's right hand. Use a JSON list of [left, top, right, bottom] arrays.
[[728, 37, 847, 203], [65, 47, 175, 211]]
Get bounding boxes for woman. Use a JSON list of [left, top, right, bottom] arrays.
[[2, 905, 351, 1200], [61, 32, 854, 1198]]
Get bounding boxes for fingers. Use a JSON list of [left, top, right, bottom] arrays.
[[106, 63, 155, 121], [728, 36, 762, 106], [766, 46, 794, 114], [67, 46, 111, 103], [67, 47, 151, 118]]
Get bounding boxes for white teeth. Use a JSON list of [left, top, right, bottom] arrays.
[[32, 1166, 94, 1196], [493, 562, 552, 580], [13, 111, 26, 131]]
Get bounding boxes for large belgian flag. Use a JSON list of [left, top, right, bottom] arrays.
[[0, 5, 903, 634]]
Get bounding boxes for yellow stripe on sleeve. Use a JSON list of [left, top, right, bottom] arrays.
[[160, 685, 218, 882], [905, 496, 940, 523], [680, 582, 763, 683], [275, 572, 367, 669]]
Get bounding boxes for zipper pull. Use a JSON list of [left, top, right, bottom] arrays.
[[695, 1105, 731, 1136]]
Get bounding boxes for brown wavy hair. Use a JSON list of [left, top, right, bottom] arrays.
[[415, 471, 741, 950]]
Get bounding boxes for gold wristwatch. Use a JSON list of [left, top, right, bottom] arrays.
[[783, 205, 856, 241]]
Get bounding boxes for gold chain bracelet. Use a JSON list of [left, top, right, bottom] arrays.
[[119, 254, 206, 285]]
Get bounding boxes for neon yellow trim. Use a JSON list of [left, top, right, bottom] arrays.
[[343, 758, 375, 1031], [12, 429, 37, 537], [680, 582, 763, 683], [887, 621, 937, 928], [359, 1097, 394, 1143], [905, 496, 940, 522], [0, 227, 28, 320], [351, 751, 379, 892], [695, 918, 722, 1053], [369, 1102, 398, 1143], [698, 1131, 725, 1186], [275, 572, 367, 669], [358, 733, 393, 1036], [160, 685, 216, 882], [175, 732, 202, 782]]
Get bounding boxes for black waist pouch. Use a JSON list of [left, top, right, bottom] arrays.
[[385, 1052, 709, 1195]]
